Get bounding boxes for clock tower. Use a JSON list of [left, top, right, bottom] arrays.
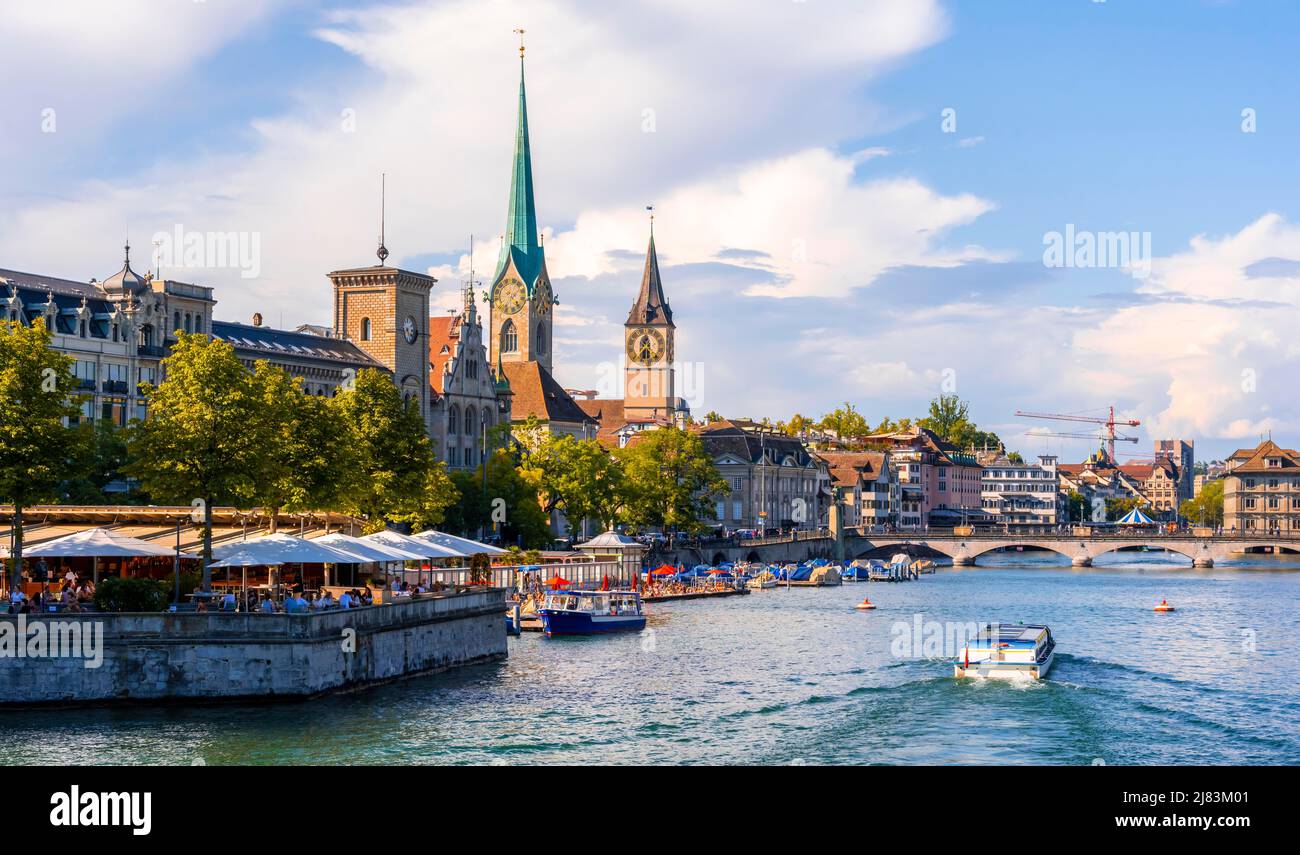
[[490, 43, 554, 375], [623, 229, 678, 423]]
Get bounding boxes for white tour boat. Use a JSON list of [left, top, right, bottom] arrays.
[[954, 623, 1056, 681]]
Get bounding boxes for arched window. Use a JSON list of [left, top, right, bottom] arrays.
[[173, 311, 181, 333], [360, 318, 372, 341], [464, 406, 474, 436], [500, 320, 517, 353], [535, 323, 546, 354], [448, 405, 459, 435]]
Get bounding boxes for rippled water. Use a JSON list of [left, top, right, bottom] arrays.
[[3, 552, 1298, 765]]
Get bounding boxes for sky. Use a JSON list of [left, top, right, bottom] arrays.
[[3, 0, 1299, 463]]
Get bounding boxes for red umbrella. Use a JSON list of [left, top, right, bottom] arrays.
[[544, 575, 571, 589], [650, 565, 676, 576], [600, 575, 610, 591]]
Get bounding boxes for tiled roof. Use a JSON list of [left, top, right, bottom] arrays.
[[1228, 439, 1300, 473], [211, 321, 384, 368], [575, 398, 628, 447], [626, 235, 672, 326], [427, 315, 462, 394], [500, 361, 594, 426], [693, 420, 818, 468]]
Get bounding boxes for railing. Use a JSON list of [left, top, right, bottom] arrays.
[[844, 528, 1300, 543], [399, 561, 628, 591]]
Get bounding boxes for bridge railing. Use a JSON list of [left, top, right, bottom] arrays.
[[844, 527, 1297, 543]]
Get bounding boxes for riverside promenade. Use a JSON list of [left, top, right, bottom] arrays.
[[0, 588, 506, 707]]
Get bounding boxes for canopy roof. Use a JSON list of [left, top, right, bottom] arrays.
[[411, 530, 505, 556], [203, 534, 361, 565], [574, 530, 646, 552], [1117, 507, 1157, 525], [360, 530, 464, 559], [313, 532, 424, 562], [24, 527, 177, 558], [210, 550, 283, 568]]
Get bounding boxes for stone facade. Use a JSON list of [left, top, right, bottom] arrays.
[[0, 590, 505, 706], [1223, 439, 1300, 533]]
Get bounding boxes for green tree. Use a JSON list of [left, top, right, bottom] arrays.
[[1179, 480, 1223, 527], [1064, 490, 1088, 523], [0, 318, 81, 584], [526, 434, 626, 532], [125, 333, 266, 589], [1105, 496, 1144, 521], [445, 451, 550, 548], [332, 368, 456, 531], [251, 362, 355, 530], [62, 419, 136, 504], [818, 402, 869, 440], [616, 427, 728, 534]]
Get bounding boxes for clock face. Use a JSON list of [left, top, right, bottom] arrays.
[[495, 278, 526, 315], [535, 279, 553, 316], [627, 327, 666, 365], [402, 316, 417, 344]]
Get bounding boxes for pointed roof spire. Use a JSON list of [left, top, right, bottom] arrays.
[[376, 173, 390, 265], [496, 30, 544, 291], [627, 213, 672, 326]]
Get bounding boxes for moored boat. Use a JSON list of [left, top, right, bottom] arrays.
[[954, 623, 1056, 680], [538, 590, 647, 637]]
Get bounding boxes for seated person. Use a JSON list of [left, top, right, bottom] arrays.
[[259, 596, 277, 614]]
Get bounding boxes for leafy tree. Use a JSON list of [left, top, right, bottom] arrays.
[[125, 332, 266, 589], [251, 362, 355, 530], [785, 413, 813, 436], [703, 411, 724, 424], [1179, 480, 1223, 527], [1064, 490, 1088, 523], [525, 434, 625, 532], [62, 419, 137, 504], [332, 368, 456, 532], [818, 402, 869, 440], [1105, 496, 1144, 521], [93, 576, 169, 612], [445, 451, 549, 548], [616, 427, 728, 534], [1007, 451, 1024, 464], [0, 318, 81, 584]]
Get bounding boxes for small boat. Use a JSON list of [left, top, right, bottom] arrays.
[[854, 597, 876, 611], [1153, 599, 1176, 613], [954, 623, 1056, 680], [747, 571, 777, 590], [538, 590, 647, 636]]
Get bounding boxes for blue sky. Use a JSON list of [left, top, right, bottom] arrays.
[[3, 0, 1299, 462]]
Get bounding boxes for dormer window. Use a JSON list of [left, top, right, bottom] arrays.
[[1267, 457, 1281, 468]]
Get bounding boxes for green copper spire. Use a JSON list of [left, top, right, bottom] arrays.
[[496, 53, 544, 292]]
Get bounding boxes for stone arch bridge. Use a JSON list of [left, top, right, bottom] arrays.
[[652, 530, 1300, 569]]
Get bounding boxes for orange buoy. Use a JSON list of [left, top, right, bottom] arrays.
[[855, 597, 876, 611], [1154, 599, 1176, 613]]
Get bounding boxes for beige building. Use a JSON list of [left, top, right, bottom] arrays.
[[817, 452, 896, 529], [1223, 440, 1300, 533], [692, 420, 828, 533]]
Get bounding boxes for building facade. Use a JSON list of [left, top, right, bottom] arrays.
[[428, 284, 511, 471], [869, 429, 985, 529], [817, 452, 896, 530], [979, 453, 1060, 529], [1223, 440, 1300, 533], [695, 420, 828, 533]]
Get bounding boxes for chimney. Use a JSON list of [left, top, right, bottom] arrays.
[[252, 312, 263, 327]]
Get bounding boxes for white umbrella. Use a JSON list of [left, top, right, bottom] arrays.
[[312, 532, 424, 562], [360, 530, 465, 559], [209, 551, 283, 568], [25, 528, 176, 558], [411, 530, 507, 555], [202, 533, 362, 565]]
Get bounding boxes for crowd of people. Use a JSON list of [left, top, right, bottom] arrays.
[[5, 559, 96, 614]]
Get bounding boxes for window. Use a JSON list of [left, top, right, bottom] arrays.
[[360, 318, 372, 341], [501, 320, 518, 353], [448, 405, 459, 435], [536, 323, 547, 354], [464, 407, 474, 436]]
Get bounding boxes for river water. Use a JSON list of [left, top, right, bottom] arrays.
[[2, 552, 1298, 765]]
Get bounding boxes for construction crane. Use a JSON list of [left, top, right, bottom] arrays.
[[1015, 406, 1140, 461]]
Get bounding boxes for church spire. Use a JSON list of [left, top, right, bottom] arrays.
[[627, 221, 673, 326], [497, 32, 544, 291]]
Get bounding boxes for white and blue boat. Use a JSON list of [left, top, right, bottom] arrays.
[[954, 623, 1056, 680], [538, 590, 647, 637]]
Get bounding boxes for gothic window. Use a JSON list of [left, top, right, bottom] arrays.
[[464, 406, 475, 436], [448, 405, 459, 435], [360, 317, 372, 341], [536, 323, 546, 354], [501, 319, 518, 353]]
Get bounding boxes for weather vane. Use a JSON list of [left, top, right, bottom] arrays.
[[514, 27, 525, 59], [647, 205, 655, 235]]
